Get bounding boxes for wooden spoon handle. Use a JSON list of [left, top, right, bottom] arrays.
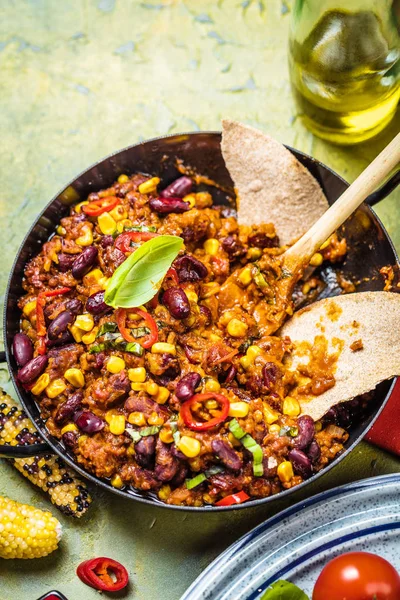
[[285, 132, 400, 264]]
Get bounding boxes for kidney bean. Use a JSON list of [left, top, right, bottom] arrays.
[[155, 441, 179, 482], [175, 372, 201, 402], [100, 235, 114, 248], [125, 396, 159, 415], [199, 305, 212, 326], [293, 415, 315, 450], [149, 197, 190, 214], [95, 352, 106, 370], [221, 235, 246, 259], [17, 355, 48, 384], [74, 410, 104, 433], [219, 364, 237, 384], [262, 363, 278, 389], [57, 253, 76, 272], [307, 439, 321, 464], [170, 462, 189, 487], [62, 431, 78, 451], [135, 436, 156, 469], [86, 291, 110, 315], [288, 449, 313, 479], [72, 246, 98, 279], [46, 330, 74, 348], [65, 298, 83, 315], [174, 255, 208, 282], [160, 176, 193, 199], [47, 310, 74, 340], [248, 233, 279, 248], [12, 333, 33, 367], [211, 439, 243, 471], [336, 404, 351, 428], [55, 391, 83, 424], [162, 287, 190, 319]]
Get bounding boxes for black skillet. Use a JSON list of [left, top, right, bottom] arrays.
[[2, 132, 399, 511]]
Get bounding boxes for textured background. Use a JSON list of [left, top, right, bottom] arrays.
[[0, 1, 399, 599]]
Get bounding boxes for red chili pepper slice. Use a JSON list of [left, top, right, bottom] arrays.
[[115, 307, 158, 348], [165, 267, 179, 285], [77, 557, 129, 592], [36, 287, 71, 351], [82, 196, 120, 217], [115, 231, 157, 253], [215, 490, 250, 507], [180, 392, 230, 431]]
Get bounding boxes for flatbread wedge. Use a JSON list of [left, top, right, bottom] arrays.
[[280, 291, 400, 421], [221, 119, 329, 246]]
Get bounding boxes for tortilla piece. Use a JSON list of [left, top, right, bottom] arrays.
[[221, 119, 329, 246], [280, 292, 400, 421]]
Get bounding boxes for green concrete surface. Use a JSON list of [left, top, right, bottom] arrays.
[[0, 1, 399, 599]]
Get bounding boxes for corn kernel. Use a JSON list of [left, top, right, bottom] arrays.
[[277, 461, 294, 483], [310, 252, 323, 267], [247, 247, 262, 260], [111, 474, 124, 488], [200, 282, 220, 298], [204, 238, 220, 256], [302, 283, 310, 295], [178, 436, 201, 458], [106, 356, 126, 374], [75, 201, 89, 214], [46, 379, 67, 399], [23, 300, 37, 316], [105, 409, 119, 424], [269, 424, 281, 434], [69, 324, 84, 342], [109, 205, 128, 222], [146, 382, 159, 396], [320, 238, 331, 250], [84, 268, 104, 285], [208, 333, 222, 342], [263, 403, 279, 424], [247, 345, 262, 361], [158, 484, 171, 501], [151, 342, 176, 355], [117, 218, 133, 233], [57, 225, 66, 236], [159, 427, 174, 444], [31, 373, 50, 395], [228, 401, 249, 418], [147, 412, 164, 426], [240, 355, 252, 370], [138, 177, 160, 194], [282, 397, 301, 417], [315, 420, 322, 432], [131, 382, 146, 392], [203, 378, 221, 393], [183, 193, 196, 208], [98, 212, 117, 235], [238, 266, 253, 286], [205, 400, 218, 410], [185, 290, 198, 303], [227, 318, 248, 338], [118, 174, 129, 184], [61, 423, 78, 435], [155, 387, 170, 405], [74, 314, 94, 332], [109, 414, 126, 435], [76, 224, 93, 246], [128, 411, 147, 426], [81, 328, 98, 344], [128, 367, 146, 383]]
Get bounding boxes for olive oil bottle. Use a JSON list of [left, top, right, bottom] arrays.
[[288, 1, 400, 144]]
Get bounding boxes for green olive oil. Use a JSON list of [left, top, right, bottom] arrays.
[[289, 9, 400, 144]]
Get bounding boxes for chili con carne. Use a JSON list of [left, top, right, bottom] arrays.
[[180, 392, 230, 431]]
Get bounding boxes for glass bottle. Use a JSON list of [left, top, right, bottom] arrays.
[[288, 0, 400, 144]]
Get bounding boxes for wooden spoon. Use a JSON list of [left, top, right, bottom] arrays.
[[272, 132, 400, 335]]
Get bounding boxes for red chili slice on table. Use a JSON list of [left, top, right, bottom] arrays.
[[115, 307, 158, 348], [215, 490, 250, 506], [115, 230, 157, 253], [77, 557, 129, 592], [180, 392, 230, 431], [82, 196, 120, 217], [36, 287, 71, 355]]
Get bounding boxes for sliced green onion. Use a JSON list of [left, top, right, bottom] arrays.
[[130, 326, 151, 339], [124, 342, 145, 356], [185, 473, 207, 490], [254, 272, 269, 289], [96, 322, 118, 338], [279, 426, 298, 438], [89, 339, 144, 356], [205, 465, 224, 478], [126, 429, 141, 442], [229, 419, 264, 477], [125, 225, 157, 233], [140, 426, 161, 437]]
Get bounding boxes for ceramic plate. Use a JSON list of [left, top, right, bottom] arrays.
[[181, 474, 400, 600]]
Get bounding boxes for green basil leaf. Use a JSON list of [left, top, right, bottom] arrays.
[[96, 322, 118, 338], [260, 580, 309, 600], [104, 235, 183, 308]]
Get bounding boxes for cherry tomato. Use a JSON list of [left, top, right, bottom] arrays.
[[313, 552, 400, 600]]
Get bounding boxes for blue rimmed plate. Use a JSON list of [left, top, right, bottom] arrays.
[[181, 474, 400, 600]]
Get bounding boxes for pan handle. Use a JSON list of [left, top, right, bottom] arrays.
[[365, 169, 400, 207], [0, 350, 54, 458]]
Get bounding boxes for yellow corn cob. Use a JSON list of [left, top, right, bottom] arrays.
[[0, 495, 61, 558], [0, 390, 92, 518]]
